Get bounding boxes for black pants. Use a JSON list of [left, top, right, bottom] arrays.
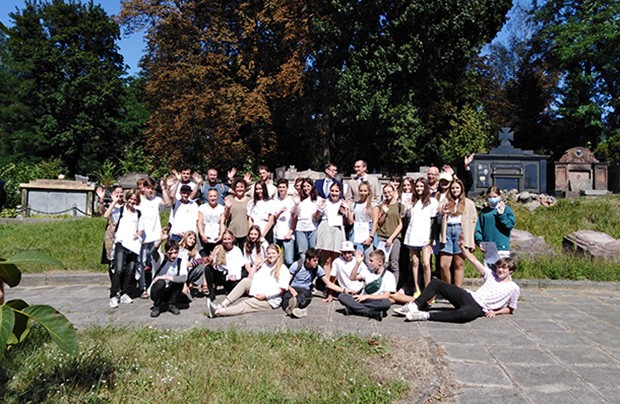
[[110, 243, 136, 298], [281, 287, 313, 311], [338, 293, 391, 317], [203, 265, 246, 301], [150, 279, 183, 308], [414, 278, 484, 323]]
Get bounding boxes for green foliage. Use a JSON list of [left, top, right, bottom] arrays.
[[3, 0, 126, 175], [440, 103, 493, 163], [0, 159, 67, 208], [90, 160, 118, 188], [1, 328, 407, 402], [0, 251, 78, 357], [594, 131, 620, 163]]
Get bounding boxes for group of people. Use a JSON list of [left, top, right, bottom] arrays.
[[100, 157, 520, 323]]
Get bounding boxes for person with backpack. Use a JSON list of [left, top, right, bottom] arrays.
[[199, 167, 230, 206], [283, 248, 351, 319], [337, 249, 396, 321], [105, 189, 144, 308]]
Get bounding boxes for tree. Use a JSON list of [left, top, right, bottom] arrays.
[[5, 0, 126, 175], [0, 251, 78, 357]]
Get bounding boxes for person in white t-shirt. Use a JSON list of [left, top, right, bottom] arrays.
[[203, 230, 248, 301], [337, 250, 396, 321], [197, 188, 226, 256], [136, 177, 168, 299], [247, 180, 275, 241], [397, 236, 520, 323], [273, 178, 297, 266], [148, 238, 188, 317], [106, 189, 145, 308], [206, 243, 289, 317], [166, 184, 199, 242]]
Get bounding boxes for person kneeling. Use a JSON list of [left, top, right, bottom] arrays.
[[284, 248, 352, 319], [396, 236, 520, 323], [206, 244, 288, 317], [149, 239, 188, 317], [338, 250, 396, 321]]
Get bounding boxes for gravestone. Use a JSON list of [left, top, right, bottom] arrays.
[[554, 147, 609, 197], [20, 179, 96, 217], [469, 128, 549, 196]]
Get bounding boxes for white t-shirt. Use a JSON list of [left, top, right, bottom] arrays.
[[295, 197, 319, 231], [330, 256, 365, 292], [247, 199, 275, 235], [172, 180, 198, 201], [243, 239, 269, 267], [137, 196, 165, 243], [220, 246, 247, 281], [470, 268, 520, 312], [249, 263, 290, 308], [359, 266, 396, 295], [169, 200, 199, 236], [198, 203, 225, 242], [272, 196, 296, 240], [114, 208, 144, 255], [404, 198, 438, 248]]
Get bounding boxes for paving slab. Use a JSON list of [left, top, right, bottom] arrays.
[[5, 273, 620, 403]]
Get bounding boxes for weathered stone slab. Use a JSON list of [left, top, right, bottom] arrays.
[[562, 230, 620, 260], [510, 229, 550, 257]]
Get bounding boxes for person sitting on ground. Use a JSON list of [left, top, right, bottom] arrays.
[[327, 241, 365, 302], [395, 236, 520, 323], [337, 250, 396, 321], [205, 244, 288, 317], [203, 229, 248, 301], [148, 237, 188, 317], [283, 248, 353, 319]]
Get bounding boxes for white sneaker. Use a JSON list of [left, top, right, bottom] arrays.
[[109, 296, 119, 308], [206, 299, 220, 318], [405, 311, 429, 322], [120, 294, 133, 304], [291, 308, 307, 318], [393, 302, 419, 317]]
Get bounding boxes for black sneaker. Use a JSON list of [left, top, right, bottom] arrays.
[[368, 310, 383, 322], [168, 305, 181, 315], [150, 306, 160, 318]]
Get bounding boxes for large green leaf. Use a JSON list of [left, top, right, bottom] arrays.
[[5, 251, 65, 268], [22, 305, 78, 356], [0, 261, 21, 287], [5, 300, 30, 346], [0, 305, 16, 357]]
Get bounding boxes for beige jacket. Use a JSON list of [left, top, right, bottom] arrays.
[[440, 198, 477, 249]]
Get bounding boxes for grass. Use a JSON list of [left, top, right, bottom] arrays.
[[1, 326, 409, 403], [1, 196, 619, 280]]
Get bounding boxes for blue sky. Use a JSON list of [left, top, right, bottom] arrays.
[[0, 0, 144, 75], [1, 1, 527, 77]]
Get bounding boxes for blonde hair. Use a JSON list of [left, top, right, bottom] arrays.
[[180, 231, 198, 259], [267, 244, 283, 280], [357, 182, 374, 217]]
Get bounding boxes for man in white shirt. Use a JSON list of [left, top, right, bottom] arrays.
[[337, 249, 396, 321], [167, 184, 199, 242], [345, 160, 382, 202], [330, 241, 365, 294]]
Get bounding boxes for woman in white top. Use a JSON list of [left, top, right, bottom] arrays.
[[347, 182, 379, 263], [198, 188, 226, 256], [247, 180, 275, 242], [315, 182, 350, 276], [106, 189, 144, 308], [243, 225, 269, 275], [403, 178, 438, 297], [203, 229, 248, 301], [294, 178, 321, 261], [206, 244, 289, 317]]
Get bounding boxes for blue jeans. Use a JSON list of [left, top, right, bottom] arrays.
[[276, 238, 295, 266], [441, 224, 462, 255], [138, 241, 155, 291], [295, 230, 317, 261]]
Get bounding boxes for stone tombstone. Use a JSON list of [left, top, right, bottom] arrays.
[[469, 128, 549, 196], [20, 179, 96, 217], [554, 147, 609, 197], [118, 172, 150, 190]]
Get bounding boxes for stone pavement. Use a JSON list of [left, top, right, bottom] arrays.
[[8, 273, 620, 403]]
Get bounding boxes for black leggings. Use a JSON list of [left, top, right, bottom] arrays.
[[414, 278, 484, 323]]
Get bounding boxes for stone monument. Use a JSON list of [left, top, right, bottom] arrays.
[[554, 147, 609, 197]]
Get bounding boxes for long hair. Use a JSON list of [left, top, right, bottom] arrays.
[[180, 231, 198, 259], [357, 182, 374, 217], [252, 180, 270, 203], [328, 181, 343, 202], [300, 178, 318, 202], [245, 225, 263, 256], [445, 179, 466, 216], [412, 177, 431, 208], [213, 229, 235, 265], [266, 244, 284, 280]]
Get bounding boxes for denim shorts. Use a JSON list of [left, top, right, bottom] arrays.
[[441, 223, 462, 255]]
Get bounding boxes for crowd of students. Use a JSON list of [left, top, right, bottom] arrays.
[[99, 158, 519, 323]]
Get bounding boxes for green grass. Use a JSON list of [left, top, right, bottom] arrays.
[[1, 326, 408, 403]]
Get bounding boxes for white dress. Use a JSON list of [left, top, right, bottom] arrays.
[[403, 198, 439, 248]]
